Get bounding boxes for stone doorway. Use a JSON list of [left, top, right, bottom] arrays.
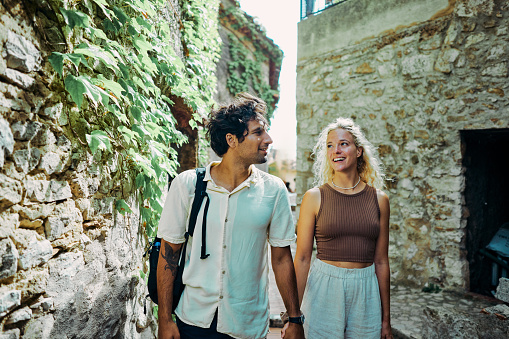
[[462, 129, 509, 295]]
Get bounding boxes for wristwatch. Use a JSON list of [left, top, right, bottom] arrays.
[[288, 314, 305, 325], [280, 311, 305, 325]]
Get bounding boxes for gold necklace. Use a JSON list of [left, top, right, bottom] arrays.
[[331, 177, 360, 190]]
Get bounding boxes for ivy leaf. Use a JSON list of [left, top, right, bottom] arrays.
[[86, 130, 112, 154], [93, 75, 125, 101], [132, 36, 152, 57], [112, 6, 129, 25], [87, 27, 108, 40], [135, 173, 146, 189], [116, 199, 133, 215], [65, 74, 109, 108], [59, 8, 90, 30], [90, 0, 113, 20], [189, 119, 197, 130], [74, 43, 120, 75], [118, 125, 138, 143], [67, 53, 92, 71], [131, 106, 143, 121], [103, 17, 120, 33], [48, 52, 65, 77], [64, 74, 87, 108]]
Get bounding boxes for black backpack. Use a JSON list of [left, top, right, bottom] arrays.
[[145, 168, 210, 311]]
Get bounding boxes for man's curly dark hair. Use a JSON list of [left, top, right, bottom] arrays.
[[207, 93, 269, 157]]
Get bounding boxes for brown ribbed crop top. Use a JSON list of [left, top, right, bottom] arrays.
[[315, 184, 380, 262]]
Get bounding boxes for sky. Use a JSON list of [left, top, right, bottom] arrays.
[[238, 0, 299, 161]]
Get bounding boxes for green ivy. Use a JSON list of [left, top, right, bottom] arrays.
[[219, 4, 282, 119], [49, 0, 220, 237]]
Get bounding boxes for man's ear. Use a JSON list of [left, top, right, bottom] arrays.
[[226, 133, 237, 148]]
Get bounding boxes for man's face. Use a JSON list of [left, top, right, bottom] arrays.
[[236, 119, 273, 165]]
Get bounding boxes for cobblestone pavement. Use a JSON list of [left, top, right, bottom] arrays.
[[390, 285, 502, 339], [267, 250, 502, 338]]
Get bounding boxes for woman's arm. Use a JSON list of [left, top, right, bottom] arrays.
[[374, 190, 392, 338], [294, 188, 320, 305]]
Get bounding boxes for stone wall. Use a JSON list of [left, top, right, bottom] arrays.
[[296, 0, 509, 290], [0, 0, 179, 337], [0, 0, 282, 337]]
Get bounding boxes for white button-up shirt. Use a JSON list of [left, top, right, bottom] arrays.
[[157, 162, 296, 339]]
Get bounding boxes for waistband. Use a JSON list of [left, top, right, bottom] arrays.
[[312, 259, 375, 279]]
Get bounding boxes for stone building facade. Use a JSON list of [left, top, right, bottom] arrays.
[[296, 0, 509, 291], [0, 0, 280, 338]]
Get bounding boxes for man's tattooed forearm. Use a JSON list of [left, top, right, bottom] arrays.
[[162, 243, 180, 277]]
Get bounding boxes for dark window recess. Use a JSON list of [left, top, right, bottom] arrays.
[[462, 129, 509, 295]]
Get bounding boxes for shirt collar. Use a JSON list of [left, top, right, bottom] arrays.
[[204, 162, 259, 189]]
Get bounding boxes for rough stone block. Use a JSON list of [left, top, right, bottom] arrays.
[[5, 30, 42, 73], [0, 329, 20, 339], [18, 239, 53, 270], [23, 314, 54, 339], [39, 151, 64, 175], [44, 217, 65, 241], [30, 297, 54, 312], [30, 127, 56, 146], [12, 204, 54, 221], [12, 148, 41, 173], [495, 277, 509, 303], [0, 290, 21, 318], [45, 200, 83, 240], [47, 252, 84, 285], [56, 135, 71, 151], [435, 48, 460, 73], [422, 305, 509, 338], [464, 32, 485, 47], [5, 306, 32, 324], [0, 212, 19, 239], [11, 121, 42, 141], [40, 103, 64, 123], [19, 218, 44, 229], [0, 238, 19, 280], [482, 62, 508, 77], [402, 54, 435, 78], [25, 180, 72, 203], [1, 68, 35, 90], [0, 174, 23, 208], [0, 118, 14, 168]]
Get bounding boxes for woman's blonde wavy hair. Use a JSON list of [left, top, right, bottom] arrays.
[[312, 117, 386, 190]]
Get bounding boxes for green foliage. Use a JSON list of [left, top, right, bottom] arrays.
[[226, 33, 279, 119], [219, 5, 282, 119], [50, 0, 220, 237]]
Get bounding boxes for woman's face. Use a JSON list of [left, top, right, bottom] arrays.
[[326, 128, 362, 173]]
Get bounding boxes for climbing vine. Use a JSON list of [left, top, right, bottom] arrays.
[[219, 3, 283, 119], [48, 0, 220, 237]]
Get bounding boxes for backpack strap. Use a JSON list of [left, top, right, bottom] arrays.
[[183, 167, 210, 259]]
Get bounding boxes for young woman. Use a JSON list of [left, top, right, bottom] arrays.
[[293, 117, 392, 338]]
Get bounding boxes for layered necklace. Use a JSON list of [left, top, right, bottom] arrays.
[[331, 176, 361, 190]]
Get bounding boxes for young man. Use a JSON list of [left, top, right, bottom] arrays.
[[157, 93, 305, 339]]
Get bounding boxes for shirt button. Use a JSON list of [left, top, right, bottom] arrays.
[[219, 295, 223, 299], [222, 271, 225, 274], [223, 245, 227, 249]]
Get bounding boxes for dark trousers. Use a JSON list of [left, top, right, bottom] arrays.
[[176, 311, 233, 339]]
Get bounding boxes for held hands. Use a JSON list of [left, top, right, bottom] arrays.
[[381, 320, 393, 339], [158, 319, 180, 339], [281, 322, 304, 339]]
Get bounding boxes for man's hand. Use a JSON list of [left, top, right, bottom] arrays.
[[158, 319, 180, 339], [381, 320, 393, 339], [281, 322, 304, 339]]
